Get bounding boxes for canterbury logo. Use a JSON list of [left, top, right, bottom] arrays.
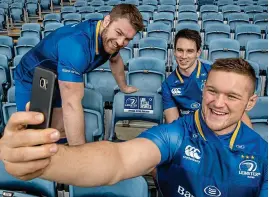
[[185, 145, 201, 160]]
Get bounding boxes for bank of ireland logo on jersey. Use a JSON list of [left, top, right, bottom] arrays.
[[239, 160, 261, 179], [183, 145, 201, 163], [204, 186, 221, 196], [171, 88, 182, 96]]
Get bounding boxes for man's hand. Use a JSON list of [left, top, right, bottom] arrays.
[[121, 85, 139, 94], [0, 111, 60, 181]]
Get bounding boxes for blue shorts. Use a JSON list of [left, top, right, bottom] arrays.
[[15, 80, 62, 111]]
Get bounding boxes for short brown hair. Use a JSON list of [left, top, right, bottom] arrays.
[[109, 4, 144, 32], [209, 58, 256, 95], [174, 29, 202, 51]]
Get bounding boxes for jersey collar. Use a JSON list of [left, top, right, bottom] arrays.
[[175, 60, 201, 84], [194, 109, 241, 150], [95, 20, 101, 55]]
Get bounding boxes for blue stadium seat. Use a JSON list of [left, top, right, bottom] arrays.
[[200, 5, 219, 16], [96, 5, 113, 16], [227, 13, 249, 31], [43, 22, 63, 37], [107, 0, 120, 6], [15, 37, 40, 56], [235, 24, 261, 49], [179, 0, 195, 5], [257, 0, 268, 11], [2, 86, 16, 124], [253, 13, 268, 32], [221, 5, 241, 19], [208, 38, 240, 62], [247, 96, 268, 141], [178, 5, 196, 13], [122, 0, 139, 6], [85, 62, 117, 102], [246, 39, 268, 71], [62, 13, 81, 25], [143, 0, 158, 10], [176, 22, 200, 32], [244, 5, 264, 19], [237, 0, 254, 10], [20, 23, 41, 39], [153, 12, 174, 27], [43, 13, 61, 26], [84, 13, 104, 21], [147, 22, 171, 42], [157, 4, 175, 15], [119, 40, 133, 65], [127, 57, 166, 93], [109, 91, 163, 140], [25, 0, 40, 17], [202, 12, 224, 30], [61, 6, 76, 18], [205, 24, 230, 46], [0, 8, 6, 30], [69, 176, 148, 197], [141, 12, 150, 27], [0, 35, 13, 60], [0, 3, 8, 15], [91, 0, 105, 9], [40, 0, 51, 12], [159, 0, 176, 6], [217, 0, 234, 11], [138, 5, 155, 19], [9, 2, 24, 23], [138, 37, 168, 62], [0, 54, 10, 94], [79, 6, 94, 20], [82, 88, 104, 142], [74, 0, 87, 11], [10, 55, 22, 84], [132, 31, 143, 46], [0, 161, 57, 197], [178, 13, 198, 25]]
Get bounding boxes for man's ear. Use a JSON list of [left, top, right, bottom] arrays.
[[103, 15, 111, 28], [245, 94, 258, 111], [197, 48, 202, 58]]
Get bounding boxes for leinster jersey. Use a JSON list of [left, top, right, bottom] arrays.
[[138, 109, 268, 197]]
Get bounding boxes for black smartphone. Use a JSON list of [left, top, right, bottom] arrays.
[[28, 66, 57, 129]]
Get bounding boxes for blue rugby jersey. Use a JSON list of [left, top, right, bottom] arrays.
[[162, 60, 211, 115], [14, 20, 117, 89], [138, 109, 268, 197]]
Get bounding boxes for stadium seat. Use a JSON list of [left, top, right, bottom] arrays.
[[246, 39, 268, 72], [107, 0, 121, 6], [109, 91, 163, 140], [221, 5, 241, 19], [247, 96, 268, 141], [9, 2, 24, 23], [179, 0, 195, 5], [91, 0, 105, 9], [61, 6, 76, 19], [202, 12, 224, 30], [40, 0, 51, 11], [0, 161, 57, 197], [138, 5, 155, 18], [0, 3, 8, 15], [217, 0, 234, 11], [10, 55, 22, 84], [208, 38, 240, 62], [178, 5, 196, 14], [119, 40, 133, 65], [157, 5, 175, 15], [96, 5, 113, 16], [253, 13, 268, 32], [62, 13, 81, 25], [43, 22, 63, 37], [257, 0, 268, 11], [244, 5, 264, 19], [25, 0, 40, 17], [204, 24, 230, 46], [0, 8, 6, 30], [159, 0, 176, 6], [142, 0, 158, 9], [20, 23, 41, 39], [74, 0, 87, 11], [138, 37, 168, 62], [69, 176, 148, 197], [147, 22, 171, 42], [85, 62, 117, 102], [82, 88, 104, 142], [235, 24, 262, 49], [0, 35, 13, 60], [127, 57, 165, 93], [200, 5, 219, 17], [153, 12, 174, 28], [43, 13, 61, 26], [15, 37, 40, 56], [132, 31, 143, 46], [79, 6, 94, 20], [2, 86, 16, 124], [123, 0, 139, 6], [176, 22, 200, 32], [237, 0, 254, 10], [227, 13, 249, 31], [141, 12, 150, 27], [84, 13, 104, 21], [178, 13, 198, 25]]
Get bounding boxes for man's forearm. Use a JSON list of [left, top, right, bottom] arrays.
[[41, 141, 123, 187], [63, 102, 85, 145], [110, 58, 127, 90]]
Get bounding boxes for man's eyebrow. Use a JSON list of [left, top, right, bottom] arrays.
[[117, 28, 132, 40], [206, 85, 243, 97]]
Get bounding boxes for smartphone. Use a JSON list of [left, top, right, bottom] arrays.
[[28, 66, 57, 129]]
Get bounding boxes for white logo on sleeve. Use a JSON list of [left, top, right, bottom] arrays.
[[183, 145, 201, 163], [204, 186, 221, 196]]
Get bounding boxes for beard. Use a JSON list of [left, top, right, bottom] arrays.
[[101, 26, 120, 54]]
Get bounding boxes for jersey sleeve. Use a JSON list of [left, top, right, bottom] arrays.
[[162, 80, 177, 110], [57, 37, 91, 82], [137, 121, 184, 165], [259, 154, 268, 197]]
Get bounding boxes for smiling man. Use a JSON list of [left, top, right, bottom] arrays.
[[1, 58, 267, 197], [162, 29, 252, 128], [14, 4, 143, 145]]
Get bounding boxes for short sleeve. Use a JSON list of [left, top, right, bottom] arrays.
[[137, 122, 184, 165], [57, 37, 91, 82], [162, 80, 177, 110]]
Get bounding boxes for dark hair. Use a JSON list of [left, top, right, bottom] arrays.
[[109, 4, 144, 32], [174, 29, 202, 51], [210, 58, 256, 95]]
